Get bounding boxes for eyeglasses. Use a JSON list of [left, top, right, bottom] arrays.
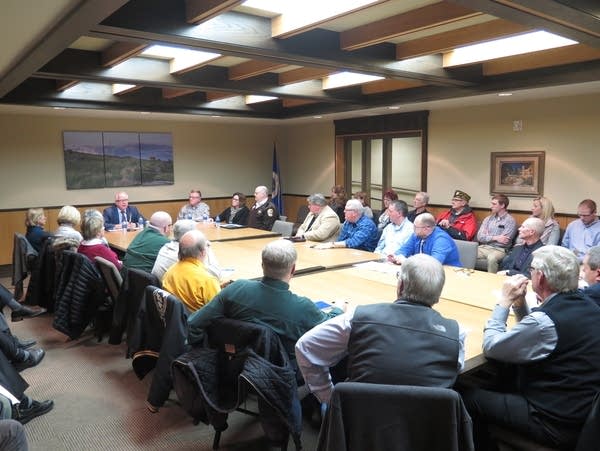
[[189, 195, 200, 199], [529, 266, 539, 274], [116, 198, 128, 202]]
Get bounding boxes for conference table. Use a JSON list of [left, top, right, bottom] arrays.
[[213, 237, 382, 281], [289, 268, 515, 372], [105, 223, 279, 252]]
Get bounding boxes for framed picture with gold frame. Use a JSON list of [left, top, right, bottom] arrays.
[[490, 151, 545, 197]]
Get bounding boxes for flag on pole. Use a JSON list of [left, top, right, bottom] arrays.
[[271, 144, 283, 215]]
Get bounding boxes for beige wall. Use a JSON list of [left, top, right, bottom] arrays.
[[427, 93, 599, 213], [0, 113, 280, 209], [1, 92, 598, 215]]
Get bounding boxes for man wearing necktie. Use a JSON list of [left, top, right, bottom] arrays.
[[295, 193, 340, 242], [102, 191, 143, 230], [391, 213, 462, 266]]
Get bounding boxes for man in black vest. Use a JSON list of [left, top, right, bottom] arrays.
[[462, 245, 600, 450], [295, 253, 464, 405]]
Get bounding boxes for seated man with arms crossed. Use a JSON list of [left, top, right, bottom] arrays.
[[476, 194, 517, 273], [187, 240, 342, 368], [162, 230, 221, 313], [316, 199, 378, 251], [498, 217, 545, 279], [122, 211, 172, 273], [295, 253, 465, 404], [392, 213, 462, 266], [461, 245, 600, 450], [295, 193, 340, 242]]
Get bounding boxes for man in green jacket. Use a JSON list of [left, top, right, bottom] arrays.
[[123, 211, 172, 273]]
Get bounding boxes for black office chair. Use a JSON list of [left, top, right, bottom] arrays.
[[318, 382, 474, 451], [172, 318, 302, 450]]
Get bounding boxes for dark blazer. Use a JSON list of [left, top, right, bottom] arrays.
[[218, 206, 249, 225], [103, 205, 142, 230]]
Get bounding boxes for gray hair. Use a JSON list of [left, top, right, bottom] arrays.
[[523, 217, 545, 237], [389, 200, 409, 217], [415, 212, 436, 227], [586, 246, 600, 271], [262, 240, 297, 280], [82, 214, 104, 240], [398, 254, 445, 306], [178, 230, 208, 260], [531, 245, 579, 292], [255, 185, 269, 196], [345, 199, 364, 215], [173, 219, 197, 241], [307, 193, 327, 206], [416, 192, 430, 204]]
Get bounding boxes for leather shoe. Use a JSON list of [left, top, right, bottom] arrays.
[[13, 399, 54, 424], [11, 306, 46, 322], [14, 348, 45, 372], [17, 338, 37, 349]]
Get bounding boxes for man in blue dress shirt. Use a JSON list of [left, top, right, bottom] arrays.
[[392, 213, 462, 266]]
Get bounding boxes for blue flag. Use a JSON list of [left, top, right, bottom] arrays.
[[271, 145, 283, 215]]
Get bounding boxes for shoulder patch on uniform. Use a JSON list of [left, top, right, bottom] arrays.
[[267, 208, 274, 217]]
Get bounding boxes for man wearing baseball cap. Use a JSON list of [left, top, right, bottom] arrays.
[[436, 190, 478, 241]]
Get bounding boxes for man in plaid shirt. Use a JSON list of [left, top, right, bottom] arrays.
[[476, 194, 517, 273]]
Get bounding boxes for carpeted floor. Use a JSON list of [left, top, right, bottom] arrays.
[[2, 276, 321, 450]]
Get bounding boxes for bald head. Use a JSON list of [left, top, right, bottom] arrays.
[[149, 211, 172, 236], [178, 230, 208, 260]]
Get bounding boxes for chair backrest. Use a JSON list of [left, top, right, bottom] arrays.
[[272, 220, 294, 237], [318, 382, 474, 451], [11, 233, 38, 300], [296, 204, 309, 224], [453, 239, 478, 269], [95, 256, 123, 304]]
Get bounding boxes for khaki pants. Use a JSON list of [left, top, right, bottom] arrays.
[[477, 245, 507, 273]]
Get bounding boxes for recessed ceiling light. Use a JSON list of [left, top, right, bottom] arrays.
[[53, 107, 65, 110], [313, 115, 322, 119], [388, 106, 400, 110], [211, 115, 221, 118], [498, 92, 513, 97], [140, 111, 151, 115]]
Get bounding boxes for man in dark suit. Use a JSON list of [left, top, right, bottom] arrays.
[[102, 191, 142, 230]]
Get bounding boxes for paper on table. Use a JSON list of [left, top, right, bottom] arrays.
[[353, 261, 397, 274]]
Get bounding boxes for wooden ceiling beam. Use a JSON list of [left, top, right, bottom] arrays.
[[205, 91, 237, 101], [162, 87, 198, 99], [229, 59, 288, 81], [56, 80, 79, 91], [396, 19, 531, 60], [361, 79, 425, 95], [185, 0, 244, 24], [279, 67, 332, 85], [481, 44, 600, 75], [282, 98, 318, 107], [101, 42, 147, 67], [340, 1, 481, 51]]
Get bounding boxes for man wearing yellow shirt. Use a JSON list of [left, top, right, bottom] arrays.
[[162, 230, 220, 313]]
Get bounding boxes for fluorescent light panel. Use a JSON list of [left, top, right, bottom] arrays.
[[444, 31, 577, 67], [112, 83, 137, 95], [243, 0, 378, 33], [323, 71, 383, 90], [245, 95, 278, 104], [141, 45, 221, 73]]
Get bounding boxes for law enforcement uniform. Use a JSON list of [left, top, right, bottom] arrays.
[[248, 201, 279, 230]]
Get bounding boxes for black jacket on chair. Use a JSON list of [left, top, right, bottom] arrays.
[[130, 286, 188, 409], [318, 382, 474, 451], [52, 251, 105, 340], [172, 318, 302, 450]]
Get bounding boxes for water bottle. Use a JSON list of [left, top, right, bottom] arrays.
[[203, 213, 208, 224], [215, 215, 221, 228], [121, 219, 128, 233], [138, 217, 144, 230], [186, 212, 192, 220]]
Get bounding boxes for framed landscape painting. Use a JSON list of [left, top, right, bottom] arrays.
[[63, 131, 173, 189], [490, 151, 545, 197]]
